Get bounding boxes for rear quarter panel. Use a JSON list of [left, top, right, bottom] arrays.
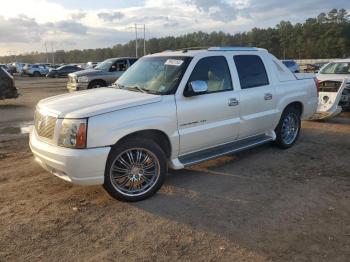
[[274, 78, 318, 123]]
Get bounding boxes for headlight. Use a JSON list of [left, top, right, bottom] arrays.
[[78, 76, 89, 83], [58, 119, 87, 149]]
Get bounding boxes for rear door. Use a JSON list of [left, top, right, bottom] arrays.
[[233, 54, 276, 138], [176, 55, 240, 155]]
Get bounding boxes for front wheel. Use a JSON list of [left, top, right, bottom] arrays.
[[104, 138, 167, 202], [274, 106, 301, 148]]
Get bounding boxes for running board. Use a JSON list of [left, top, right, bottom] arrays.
[[179, 134, 273, 166]]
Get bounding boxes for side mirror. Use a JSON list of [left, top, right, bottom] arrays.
[[185, 81, 208, 97], [110, 65, 117, 72]]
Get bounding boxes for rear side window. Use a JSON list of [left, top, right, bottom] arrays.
[[234, 55, 269, 89], [187, 56, 233, 94]]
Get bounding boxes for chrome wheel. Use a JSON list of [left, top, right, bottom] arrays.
[[109, 148, 160, 197], [281, 112, 299, 145]]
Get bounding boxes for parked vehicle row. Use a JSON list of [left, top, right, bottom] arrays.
[[30, 47, 318, 202]]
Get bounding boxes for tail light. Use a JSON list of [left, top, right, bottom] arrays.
[[313, 77, 320, 94]]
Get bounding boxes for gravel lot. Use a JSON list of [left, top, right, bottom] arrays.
[[0, 76, 349, 262]]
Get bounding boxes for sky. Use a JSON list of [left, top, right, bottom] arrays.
[[0, 0, 349, 56]]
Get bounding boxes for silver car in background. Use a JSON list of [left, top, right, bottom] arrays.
[[67, 57, 137, 91]]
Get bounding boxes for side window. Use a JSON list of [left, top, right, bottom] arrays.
[[186, 56, 233, 95], [234, 55, 269, 89], [116, 60, 128, 72]]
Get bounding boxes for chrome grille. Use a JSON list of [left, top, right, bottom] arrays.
[[35, 111, 57, 140]]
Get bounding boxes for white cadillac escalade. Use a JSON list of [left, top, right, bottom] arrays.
[[30, 47, 318, 201]]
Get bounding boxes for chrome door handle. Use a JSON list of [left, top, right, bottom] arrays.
[[264, 93, 273, 100], [228, 98, 239, 106]]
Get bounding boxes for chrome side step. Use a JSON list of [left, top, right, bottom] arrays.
[[179, 134, 273, 167]]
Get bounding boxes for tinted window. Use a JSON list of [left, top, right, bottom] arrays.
[[129, 59, 138, 66], [186, 56, 233, 94], [115, 60, 127, 72], [234, 55, 269, 89]]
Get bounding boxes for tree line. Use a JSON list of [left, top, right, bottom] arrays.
[[1, 8, 349, 64]]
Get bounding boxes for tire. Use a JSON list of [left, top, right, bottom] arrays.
[[33, 71, 41, 77], [88, 80, 106, 89], [274, 106, 301, 149], [103, 138, 167, 202]]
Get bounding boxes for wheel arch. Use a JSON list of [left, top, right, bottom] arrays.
[[112, 129, 172, 159], [88, 79, 107, 88], [284, 101, 303, 115]]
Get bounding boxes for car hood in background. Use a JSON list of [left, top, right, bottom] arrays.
[[37, 88, 161, 118], [71, 68, 107, 77]]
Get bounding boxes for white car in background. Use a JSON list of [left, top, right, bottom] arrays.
[[316, 59, 350, 110]]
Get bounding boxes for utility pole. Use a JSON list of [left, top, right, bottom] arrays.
[[143, 24, 146, 56], [128, 24, 146, 57], [44, 42, 49, 63], [50, 42, 55, 65], [135, 23, 138, 58]]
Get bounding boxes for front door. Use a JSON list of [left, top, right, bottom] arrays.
[[176, 56, 240, 155]]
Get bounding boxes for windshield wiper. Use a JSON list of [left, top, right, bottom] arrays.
[[128, 85, 147, 93], [115, 83, 159, 94]]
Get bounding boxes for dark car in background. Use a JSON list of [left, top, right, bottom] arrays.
[[0, 67, 18, 99], [0, 64, 12, 75], [46, 65, 83, 78]]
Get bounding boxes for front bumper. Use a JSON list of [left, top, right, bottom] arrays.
[[29, 130, 110, 185], [67, 82, 88, 92]]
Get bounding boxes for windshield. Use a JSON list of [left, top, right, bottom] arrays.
[[320, 62, 350, 74], [116, 56, 191, 95], [95, 59, 113, 71]]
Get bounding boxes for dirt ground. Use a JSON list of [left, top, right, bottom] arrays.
[[0, 76, 349, 262]]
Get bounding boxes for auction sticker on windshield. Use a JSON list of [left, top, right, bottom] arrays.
[[165, 59, 184, 66]]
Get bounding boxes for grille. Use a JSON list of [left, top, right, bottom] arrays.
[[35, 111, 57, 140]]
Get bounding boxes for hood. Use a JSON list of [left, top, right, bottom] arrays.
[[70, 68, 106, 77], [37, 88, 161, 118]]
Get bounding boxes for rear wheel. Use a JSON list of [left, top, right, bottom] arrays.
[[274, 106, 301, 148], [33, 71, 41, 77], [104, 138, 167, 202]]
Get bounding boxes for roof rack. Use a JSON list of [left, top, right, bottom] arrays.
[[208, 47, 259, 51]]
